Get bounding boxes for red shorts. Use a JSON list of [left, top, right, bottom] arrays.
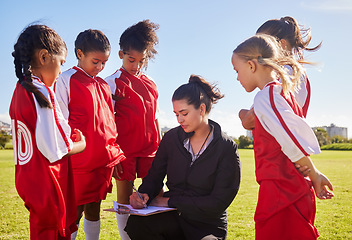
[[73, 166, 114, 206], [255, 187, 319, 240], [117, 156, 154, 181], [29, 219, 77, 240]]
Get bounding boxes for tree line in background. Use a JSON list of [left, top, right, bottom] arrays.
[[1, 128, 352, 150], [233, 128, 352, 150]]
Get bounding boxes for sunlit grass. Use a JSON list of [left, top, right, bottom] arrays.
[[1, 149, 351, 239]]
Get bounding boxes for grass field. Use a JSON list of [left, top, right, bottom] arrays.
[[0, 149, 351, 239]]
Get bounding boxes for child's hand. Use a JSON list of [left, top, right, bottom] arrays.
[[112, 163, 123, 179], [311, 171, 334, 200], [238, 108, 255, 130], [72, 129, 85, 143], [66, 129, 86, 156]]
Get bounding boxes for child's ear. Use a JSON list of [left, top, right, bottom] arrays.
[[279, 39, 288, 50], [76, 49, 84, 60], [38, 49, 49, 65], [118, 50, 124, 59], [248, 60, 256, 73]]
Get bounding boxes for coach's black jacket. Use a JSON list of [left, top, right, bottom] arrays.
[[139, 119, 241, 235]]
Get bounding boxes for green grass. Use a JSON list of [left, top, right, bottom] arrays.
[[0, 149, 351, 239], [321, 143, 352, 150]]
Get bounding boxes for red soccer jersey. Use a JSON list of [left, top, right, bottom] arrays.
[[55, 66, 125, 205], [105, 68, 160, 157], [10, 77, 76, 237], [252, 81, 320, 239]]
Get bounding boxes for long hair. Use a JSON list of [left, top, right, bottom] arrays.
[[233, 34, 304, 96], [12, 24, 66, 108], [256, 16, 321, 60]]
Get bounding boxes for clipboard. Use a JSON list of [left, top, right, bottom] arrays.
[[103, 201, 177, 216]]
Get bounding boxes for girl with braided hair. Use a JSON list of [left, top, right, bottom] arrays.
[[231, 34, 333, 239], [9, 24, 86, 239], [104, 19, 161, 239]]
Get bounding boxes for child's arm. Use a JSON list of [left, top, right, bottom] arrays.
[[295, 163, 310, 177], [238, 108, 255, 130], [295, 156, 334, 199], [65, 128, 86, 156]]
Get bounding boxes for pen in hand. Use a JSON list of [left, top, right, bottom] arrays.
[[129, 180, 148, 208]]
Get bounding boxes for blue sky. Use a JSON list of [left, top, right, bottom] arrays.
[[1, 0, 351, 138]]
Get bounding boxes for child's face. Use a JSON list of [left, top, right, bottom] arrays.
[[231, 53, 257, 92], [77, 50, 110, 77], [119, 49, 146, 76], [173, 99, 205, 133], [40, 50, 67, 87]]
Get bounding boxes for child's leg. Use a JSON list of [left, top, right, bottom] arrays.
[[116, 179, 133, 240], [116, 179, 133, 204], [71, 205, 84, 240], [70, 224, 79, 240], [83, 201, 101, 240]]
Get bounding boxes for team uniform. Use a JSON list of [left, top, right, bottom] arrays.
[[55, 66, 125, 205], [105, 68, 160, 181], [10, 77, 77, 239], [283, 65, 311, 117], [252, 81, 320, 239]]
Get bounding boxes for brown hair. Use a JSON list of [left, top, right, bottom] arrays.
[[119, 19, 159, 69], [233, 34, 304, 96], [12, 24, 66, 108], [74, 29, 110, 58], [256, 16, 321, 60]]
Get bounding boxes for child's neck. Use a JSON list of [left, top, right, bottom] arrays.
[[258, 69, 277, 90]]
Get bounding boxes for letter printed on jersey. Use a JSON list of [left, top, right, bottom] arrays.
[[12, 119, 33, 165]]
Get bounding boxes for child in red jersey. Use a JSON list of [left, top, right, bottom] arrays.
[[232, 34, 334, 240], [10, 24, 86, 240], [55, 29, 125, 240], [239, 16, 321, 130], [104, 20, 161, 239]]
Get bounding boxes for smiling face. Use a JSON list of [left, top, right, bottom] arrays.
[[77, 50, 110, 77], [119, 49, 146, 76], [231, 53, 258, 93], [173, 99, 206, 133]]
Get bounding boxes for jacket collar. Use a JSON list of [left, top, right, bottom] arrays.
[[177, 119, 221, 143]]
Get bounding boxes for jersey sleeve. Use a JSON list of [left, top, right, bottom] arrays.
[[54, 71, 71, 120], [294, 73, 310, 115], [34, 81, 73, 163], [253, 85, 320, 162], [105, 74, 118, 106]]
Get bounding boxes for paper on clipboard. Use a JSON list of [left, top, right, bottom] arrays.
[[109, 201, 177, 216]]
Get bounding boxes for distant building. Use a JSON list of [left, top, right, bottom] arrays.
[[0, 121, 11, 135], [313, 123, 348, 139], [246, 130, 253, 140]]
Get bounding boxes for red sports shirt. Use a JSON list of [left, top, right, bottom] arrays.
[[10, 77, 76, 237], [55, 67, 125, 205], [105, 68, 160, 158]]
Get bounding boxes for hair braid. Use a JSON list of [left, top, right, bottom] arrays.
[[13, 24, 66, 108]]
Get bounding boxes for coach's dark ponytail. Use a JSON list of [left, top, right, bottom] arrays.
[[172, 74, 224, 113]]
